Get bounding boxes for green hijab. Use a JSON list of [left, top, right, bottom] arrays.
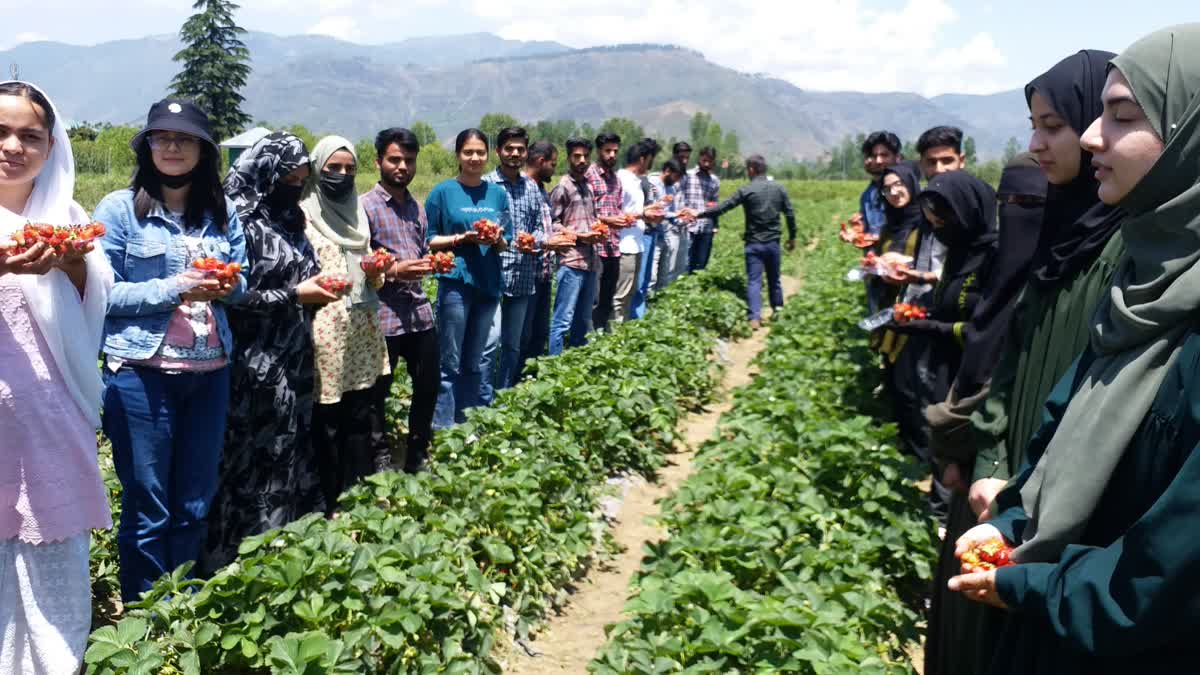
[[300, 136, 376, 306], [1014, 24, 1200, 562]]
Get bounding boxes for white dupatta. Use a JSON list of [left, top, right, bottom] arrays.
[[0, 81, 112, 428]]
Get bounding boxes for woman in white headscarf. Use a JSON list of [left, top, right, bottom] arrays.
[[0, 81, 114, 674], [301, 136, 390, 514]]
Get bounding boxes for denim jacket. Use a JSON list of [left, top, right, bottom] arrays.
[[95, 189, 247, 361]]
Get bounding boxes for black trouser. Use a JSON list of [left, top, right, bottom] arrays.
[[887, 342, 951, 523], [312, 386, 386, 515], [377, 328, 440, 471], [593, 255, 620, 332]]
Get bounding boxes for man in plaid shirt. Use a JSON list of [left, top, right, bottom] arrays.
[[549, 137, 607, 354], [585, 132, 631, 332], [679, 146, 721, 272], [480, 127, 551, 397], [363, 128, 438, 473]]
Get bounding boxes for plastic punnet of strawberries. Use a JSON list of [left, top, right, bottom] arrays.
[[892, 303, 928, 324], [3, 222, 107, 256], [316, 275, 352, 295], [192, 258, 242, 282], [515, 232, 537, 252], [360, 248, 394, 273], [427, 251, 456, 274], [959, 538, 1015, 572], [472, 218, 502, 244]]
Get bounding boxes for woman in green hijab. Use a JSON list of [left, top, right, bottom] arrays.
[[947, 24, 1200, 675], [302, 136, 392, 515]]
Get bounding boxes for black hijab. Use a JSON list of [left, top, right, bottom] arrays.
[[953, 153, 1048, 396], [881, 161, 924, 254], [1024, 49, 1125, 284], [921, 171, 998, 268]]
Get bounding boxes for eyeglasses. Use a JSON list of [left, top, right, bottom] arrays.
[[1002, 194, 1047, 207], [148, 134, 199, 151], [882, 184, 907, 196]]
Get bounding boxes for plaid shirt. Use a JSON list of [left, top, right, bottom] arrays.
[[484, 169, 547, 296], [361, 183, 434, 336], [549, 172, 597, 271], [649, 176, 685, 233], [585, 163, 624, 257], [679, 170, 721, 235]]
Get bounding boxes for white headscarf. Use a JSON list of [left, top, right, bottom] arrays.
[[0, 81, 113, 428]]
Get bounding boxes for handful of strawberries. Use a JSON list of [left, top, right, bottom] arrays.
[[515, 232, 537, 252], [191, 257, 242, 283], [892, 303, 928, 324], [316, 275, 352, 296], [360, 248, 394, 274], [473, 218, 503, 244], [3, 222, 107, 256], [959, 539, 1015, 572], [427, 251, 456, 274], [590, 221, 610, 238]]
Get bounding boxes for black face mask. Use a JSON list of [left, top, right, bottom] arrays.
[[319, 171, 356, 201], [155, 167, 194, 189], [265, 183, 304, 212]]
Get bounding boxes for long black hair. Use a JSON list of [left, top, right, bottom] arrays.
[[131, 136, 229, 232]]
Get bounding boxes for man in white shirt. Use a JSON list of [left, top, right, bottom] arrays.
[[613, 141, 663, 323]]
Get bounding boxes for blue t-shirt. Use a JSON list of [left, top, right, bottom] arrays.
[[859, 182, 887, 236], [424, 178, 514, 297]]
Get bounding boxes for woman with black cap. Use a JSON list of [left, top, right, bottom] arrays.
[[93, 98, 247, 602], [200, 131, 337, 573]]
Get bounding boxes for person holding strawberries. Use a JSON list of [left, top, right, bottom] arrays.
[[92, 98, 247, 603], [0, 80, 114, 674], [300, 135, 391, 514]]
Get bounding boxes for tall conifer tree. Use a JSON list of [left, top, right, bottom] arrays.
[[170, 0, 252, 141]]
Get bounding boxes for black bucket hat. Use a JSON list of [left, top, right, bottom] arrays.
[[130, 98, 218, 151]]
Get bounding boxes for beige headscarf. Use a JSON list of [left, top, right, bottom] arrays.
[[300, 135, 376, 306]]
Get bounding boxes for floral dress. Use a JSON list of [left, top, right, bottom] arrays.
[[307, 229, 389, 405]]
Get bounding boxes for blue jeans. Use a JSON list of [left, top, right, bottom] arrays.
[[689, 230, 714, 272], [433, 278, 501, 429], [745, 241, 784, 321], [549, 266, 597, 355], [631, 229, 660, 319], [496, 294, 533, 391], [102, 365, 229, 602], [519, 279, 552, 372]]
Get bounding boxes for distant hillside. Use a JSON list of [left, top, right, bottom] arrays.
[[2, 32, 1025, 160]]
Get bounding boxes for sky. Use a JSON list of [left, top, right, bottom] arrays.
[[0, 0, 1195, 96]]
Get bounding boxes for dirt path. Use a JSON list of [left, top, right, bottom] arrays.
[[504, 275, 803, 675]]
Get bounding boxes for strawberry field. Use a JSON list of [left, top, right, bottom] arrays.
[[81, 181, 935, 674]]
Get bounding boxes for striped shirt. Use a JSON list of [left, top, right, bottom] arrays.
[[361, 184, 434, 336]]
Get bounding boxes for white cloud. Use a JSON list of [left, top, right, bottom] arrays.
[[487, 0, 1014, 95], [306, 15, 360, 41]]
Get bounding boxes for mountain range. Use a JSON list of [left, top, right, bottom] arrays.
[[1, 31, 1030, 160]]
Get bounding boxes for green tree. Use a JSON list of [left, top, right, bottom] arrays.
[[598, 117, 645, 146], [478, 113, 522, 147], [1002, 136, 1021, 164], [170, 0, 252, 142], [963, 136, 978, 165], [411, 121, 439, 148]]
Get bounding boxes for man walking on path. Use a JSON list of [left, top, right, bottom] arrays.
[[688, 154, 795, 330]]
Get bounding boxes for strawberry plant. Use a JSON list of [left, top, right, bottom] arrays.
[[591, 203, 935, 674]]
